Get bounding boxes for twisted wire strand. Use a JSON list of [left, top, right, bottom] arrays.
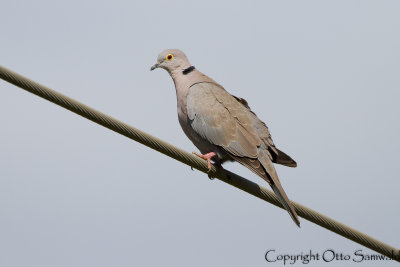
[[1, 65, 399, 262]]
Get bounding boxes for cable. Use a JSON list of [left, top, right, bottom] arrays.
[[1, 65, 399, 261]]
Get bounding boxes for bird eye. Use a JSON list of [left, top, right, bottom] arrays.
[[166, 54, 174, 61]]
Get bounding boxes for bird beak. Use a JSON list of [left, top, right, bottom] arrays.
[[150, 63, 159, 71]]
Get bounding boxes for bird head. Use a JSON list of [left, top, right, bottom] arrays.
[[150, 49, 191, 74]]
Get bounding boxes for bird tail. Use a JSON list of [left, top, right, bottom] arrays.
[[271, 183, 300, 227], [230, 151, 300, 227], [258, 150, 300, 227]]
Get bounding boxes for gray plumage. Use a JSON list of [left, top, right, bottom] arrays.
[[151, 49, 300, 227]]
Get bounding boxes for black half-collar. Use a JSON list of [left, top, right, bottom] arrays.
[[182, 66, 195, 75]]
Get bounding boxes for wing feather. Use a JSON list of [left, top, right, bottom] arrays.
[[232, 95, 297, 167], [187, 82, 300, 226], [187, 82, 260, 158]]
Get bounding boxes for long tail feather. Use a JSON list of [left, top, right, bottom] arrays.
[[258, 150, 300, 227], [271, 183, 300, 227], [229, 151, 300, 227]]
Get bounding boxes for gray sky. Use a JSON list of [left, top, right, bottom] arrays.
[[1, 1, 399, 266]]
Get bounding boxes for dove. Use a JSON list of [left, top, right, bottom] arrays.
[[151, 49, 300, 227]]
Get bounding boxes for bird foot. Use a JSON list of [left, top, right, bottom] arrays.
[[192, 151, 217, 172]]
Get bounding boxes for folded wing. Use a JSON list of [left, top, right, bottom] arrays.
[[187, 82, 300, 226]]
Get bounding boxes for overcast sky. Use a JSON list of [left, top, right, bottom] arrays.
[[1, 1, 399, 266]]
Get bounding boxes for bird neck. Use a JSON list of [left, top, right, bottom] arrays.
[[182, 66, 195, 75]]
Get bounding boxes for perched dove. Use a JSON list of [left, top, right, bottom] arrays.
[[151, 49, 300, 227]]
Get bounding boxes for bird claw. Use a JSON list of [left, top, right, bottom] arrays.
[[208, 174, 215, 180], [192, 151, 216, 172]]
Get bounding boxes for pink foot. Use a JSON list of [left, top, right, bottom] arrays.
[[192, 151, 217, 171]]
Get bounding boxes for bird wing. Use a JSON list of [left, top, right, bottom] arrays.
[[232, 95, 297, 168], [187, 82, 300, 226], [187, 82, 261, 158]]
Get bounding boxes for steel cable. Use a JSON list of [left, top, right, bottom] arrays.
[[1, 65, 398, 262]]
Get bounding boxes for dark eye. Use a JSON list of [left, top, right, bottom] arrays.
[[166, 54, 174, 61]]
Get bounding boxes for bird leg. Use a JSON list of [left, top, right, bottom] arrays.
[[192, 151, 217, 171]]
